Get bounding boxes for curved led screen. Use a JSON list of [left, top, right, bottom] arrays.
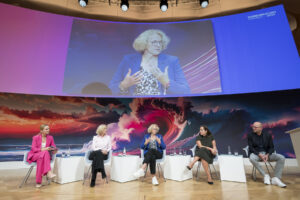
[[63, 20, 221, 96], [0, 3, 299, 97]]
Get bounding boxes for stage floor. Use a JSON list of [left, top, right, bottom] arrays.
[[1, 166, 300, 200]]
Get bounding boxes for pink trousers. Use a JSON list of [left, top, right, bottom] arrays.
[[30, 151, 51, 184]]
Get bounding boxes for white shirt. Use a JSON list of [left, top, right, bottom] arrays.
[[92, 135, 111, 152], [42, 142, 46, 148]]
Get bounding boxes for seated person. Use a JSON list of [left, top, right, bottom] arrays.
[[89, 124, 111, 187], [248, 122, 286, 187], [133, 124, 166, 185], [27, 124, 57, 188], [187, 125, 217, 184]]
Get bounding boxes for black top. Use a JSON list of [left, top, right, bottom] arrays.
[[196, 134, 215, 149], [247, 131, 275, 156]]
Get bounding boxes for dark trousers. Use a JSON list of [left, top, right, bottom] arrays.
[[89, 150, 108, 181], [143, 149, 162, 174]]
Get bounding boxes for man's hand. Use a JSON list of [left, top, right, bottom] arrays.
[[259, 153, 268, 162], [258, 153, 265, 161], [263, 154, 269, 162]]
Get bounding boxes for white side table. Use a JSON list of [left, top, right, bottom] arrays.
[[53, 156, 85, 184], [218, 154, 246, 183], [164, 155, 192, 181], [110, 155, 140, 183]]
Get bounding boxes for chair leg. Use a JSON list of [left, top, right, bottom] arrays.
[[142, 165, 148, 182], [264, 162, 272, 176], [157, 163, 161, 178], [104, 166, 109, 184], [194, 163, 198, 180], [253, 167, 257, 181], [196, 162, 201, 181], [162, 164, 166, 182], [157, 164, 166, 182], [83, 165, 92, 185], [212, 164, 219, 180], [24, 166, 34, 184], [19, 166, 34, 188], [268, 161, 275, 171]]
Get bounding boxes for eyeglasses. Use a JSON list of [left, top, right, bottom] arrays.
[[149, 40, 163, 46]]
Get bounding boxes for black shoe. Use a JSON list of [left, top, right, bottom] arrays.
[[90, 180, 95, 187], [186, 166, 191, 170], [208, 181, 214, 185]]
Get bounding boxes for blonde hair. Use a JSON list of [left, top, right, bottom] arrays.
[[133, 29, 170, 53], [148, 124, 159, 133], [96, 124, 107, 136], [40, 124, 49, 131]]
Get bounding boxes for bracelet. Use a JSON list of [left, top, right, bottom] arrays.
[[119, 83, 129, 94]]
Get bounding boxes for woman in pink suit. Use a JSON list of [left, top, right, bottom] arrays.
[[27, 124, 57, 188]]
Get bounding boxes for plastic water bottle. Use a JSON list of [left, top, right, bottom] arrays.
[[123, 147, 126, 156], [67, 146, 71, 157], [228, 145, 232, 155]]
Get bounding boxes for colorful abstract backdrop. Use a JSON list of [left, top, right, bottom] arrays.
[[0, 89, 299, 161]]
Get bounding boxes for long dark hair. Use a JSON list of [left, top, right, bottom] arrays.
[[199, 125, 212, 136]]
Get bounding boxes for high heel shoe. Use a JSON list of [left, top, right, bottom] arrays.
[[47, 172, 56, 179], [207, 178, 214, 185]]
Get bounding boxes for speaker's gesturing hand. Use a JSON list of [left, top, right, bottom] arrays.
[[150, 66, 170, 88], [119, 68, 143, 90]]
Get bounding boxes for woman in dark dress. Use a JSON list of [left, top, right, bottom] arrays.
[[187, 125, 218, 184]]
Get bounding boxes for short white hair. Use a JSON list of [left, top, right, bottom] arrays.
[[96, 124, 107, 135], [133, 29, 170, 53], [147, 124, 159, 133]]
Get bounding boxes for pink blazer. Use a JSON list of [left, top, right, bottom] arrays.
[[27, 134, 56, 164]]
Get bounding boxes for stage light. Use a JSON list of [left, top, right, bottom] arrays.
[[200, 0, 209, 8], [78, 0, 88, 7], [160, 0, 168, 12], [121, 0, 129, 12]]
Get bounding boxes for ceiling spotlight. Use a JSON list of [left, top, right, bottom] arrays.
[[121, 0, 129, 12], [200, 0, 209, 8], [78, 0, 88, 7], [160, 0, 168, 12]]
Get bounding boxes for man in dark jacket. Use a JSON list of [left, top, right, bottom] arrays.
[[248, 122, 286, 188]]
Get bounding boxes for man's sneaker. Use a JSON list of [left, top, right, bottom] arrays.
[[264, 174, 271, 185], [271, 177, 287, 188], [133, 168, 145, 178], [152, 176, 159, 185]]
